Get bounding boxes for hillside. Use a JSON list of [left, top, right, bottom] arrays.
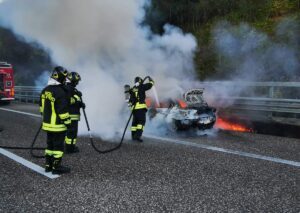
[[145, 0, 300, 80], [0, 27, 52, 85], [0, 0, 299, 84]]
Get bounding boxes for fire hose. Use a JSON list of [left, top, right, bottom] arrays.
[[82, 105, 132, 154], [85, 76, 150, 154], [0, 124, 45, 158], [0, 76, 151, 156], [0, 125, 44, 152]]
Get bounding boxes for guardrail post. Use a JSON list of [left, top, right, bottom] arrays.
[[268, 86, 274, 118], [269, 86, 274, 98]]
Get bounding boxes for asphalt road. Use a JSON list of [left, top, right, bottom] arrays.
[[0, 102, 299, 212]]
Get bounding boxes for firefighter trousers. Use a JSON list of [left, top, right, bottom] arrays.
[[65, 120, 78, 146], [45, 131, 65, 159], [131, 108, 147, 139]]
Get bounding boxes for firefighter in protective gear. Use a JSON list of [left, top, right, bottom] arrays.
[[64, 71, 85, 153], [129, 76, 154, 142], [39, 66, 71, 174]]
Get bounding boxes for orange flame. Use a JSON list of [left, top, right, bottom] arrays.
[[177, 99, 187, 109], [145, 98, 152, 108], [215, 118, 253, 132]]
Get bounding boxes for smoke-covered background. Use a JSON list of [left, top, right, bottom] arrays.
[[0, 0, 197, 139], [212, 19, 300, 82], [200, 19, 300, 107], [0, 0, 299, 138]]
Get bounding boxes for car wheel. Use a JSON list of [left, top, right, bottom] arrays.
[[198, 122, 215, 130], [167, 119, 180, 132]]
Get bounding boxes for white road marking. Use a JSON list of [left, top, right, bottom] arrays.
[[0, 107, 58, 178], [146, 135, 300, 168], [0, 107, 41, 118], [0, 148, 59, 179], [1, 107, 300, 168]]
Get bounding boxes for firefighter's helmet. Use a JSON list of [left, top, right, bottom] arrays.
[[134, 76, 142, 84], [67, 71, 81, 86], [51, 66, 68, 84]]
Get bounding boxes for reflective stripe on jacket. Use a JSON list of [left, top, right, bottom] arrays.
[[65, 84, 82, 120], [39, 85, 70, 132], [129, 80, 154, 110]]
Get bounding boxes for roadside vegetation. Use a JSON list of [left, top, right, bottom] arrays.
[[0, 0, 299, 84], [0, 27, 52, 85], [145, 0, 299, 80]]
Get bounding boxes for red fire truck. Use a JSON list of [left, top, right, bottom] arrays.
[[0, 62, 15, 101]]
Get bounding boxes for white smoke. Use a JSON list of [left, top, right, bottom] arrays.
[[212, 20, 300, 82], [0, 0, 197, 139], [198, 19, 300, 108], [34, 70, 50, 87]]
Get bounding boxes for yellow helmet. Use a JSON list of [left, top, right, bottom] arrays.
[[51, 66, 67, 84], [67, 71, 81, 86]]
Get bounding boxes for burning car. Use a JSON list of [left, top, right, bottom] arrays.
[[148, 89, 217, 131]]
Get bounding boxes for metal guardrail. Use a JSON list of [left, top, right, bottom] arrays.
[[198, 81, 300, 115], [228, 97, 300, 114], [14, 86, 43, 103], [14, 82, 300, 114]]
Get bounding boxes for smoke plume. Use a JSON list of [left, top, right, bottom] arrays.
[[0, 0, 197, 139], [200, 19, 300, 107], [213, 20, 300, 82], [34, 70, 50, 87]]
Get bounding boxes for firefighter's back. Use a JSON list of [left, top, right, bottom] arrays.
[[40, 84, 69, 132]]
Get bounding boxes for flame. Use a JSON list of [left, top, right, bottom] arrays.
[[177, 99, 187, 109], [145, 98, 152, 108], [215, 118, 253, 132], [146, 97, 160, 108]]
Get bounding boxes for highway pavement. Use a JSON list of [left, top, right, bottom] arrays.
[[0, 102, 299, 212]]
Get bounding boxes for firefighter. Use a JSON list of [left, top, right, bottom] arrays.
[[39, 66, 71, 174], [129, 76, 154, 142], [64, 71, 85, 154]]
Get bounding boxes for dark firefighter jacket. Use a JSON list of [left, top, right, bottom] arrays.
[[64, 84, 83, 121], [39, 85, 71, 132], [129, 79, 154, 110]]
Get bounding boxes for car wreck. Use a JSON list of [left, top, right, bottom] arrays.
[[148, 89, 217, 131]]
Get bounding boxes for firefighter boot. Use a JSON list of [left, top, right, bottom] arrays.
[[135, 137, 143, 142], [131, 131, 136, 140], [45, 155, 53, 172], [52, 158, 71, 174], [65, 144, 79, 154], [134, 130, 143, 142]]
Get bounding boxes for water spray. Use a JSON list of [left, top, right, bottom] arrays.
[[152, 86, 160, 108]]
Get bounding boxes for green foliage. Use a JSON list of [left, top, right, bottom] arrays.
[[0, 27, 53, 85], [0, 1, 298, 84], [146, 0, 300, 79]]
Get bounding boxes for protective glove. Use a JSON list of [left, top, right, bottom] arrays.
[[80, 102, 86, 109], [64, 119, 72, 129], [77, 91, 82, 97]]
